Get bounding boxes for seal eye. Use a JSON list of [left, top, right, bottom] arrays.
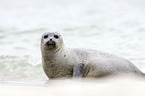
[[44, 35, 48, 39], [54, 35, 59, 39]]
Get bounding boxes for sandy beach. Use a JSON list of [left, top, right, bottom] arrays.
[[1, 75, 145, 96]]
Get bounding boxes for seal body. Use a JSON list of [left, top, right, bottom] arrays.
[[41, 32, 144, 79]]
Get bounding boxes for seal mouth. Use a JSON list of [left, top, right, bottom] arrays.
[[46, 41, 56, 47]]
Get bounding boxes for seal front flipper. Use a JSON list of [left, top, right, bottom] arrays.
[[73, 63, 90, 78]]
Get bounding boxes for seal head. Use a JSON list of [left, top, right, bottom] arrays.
[[41, 32, 63, 52]]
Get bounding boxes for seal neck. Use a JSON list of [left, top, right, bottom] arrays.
[[41, 45, 66, 56]]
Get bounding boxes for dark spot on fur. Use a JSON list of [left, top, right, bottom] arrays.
[[51, 64, 55, 68], [64, 55, 66, 57], [82, 64, 84, 67]]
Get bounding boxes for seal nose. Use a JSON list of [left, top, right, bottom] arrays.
[[50, 39, 52, 41]]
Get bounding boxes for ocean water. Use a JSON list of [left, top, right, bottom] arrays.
[[0, 0, 145, 83]]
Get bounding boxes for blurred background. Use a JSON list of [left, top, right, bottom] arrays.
[[0, 0, 145, 82]]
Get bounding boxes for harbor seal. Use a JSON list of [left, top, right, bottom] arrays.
[[41, 32, 144, 79]]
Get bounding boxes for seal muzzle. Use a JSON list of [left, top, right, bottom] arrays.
[[46, 41, 56, 46]]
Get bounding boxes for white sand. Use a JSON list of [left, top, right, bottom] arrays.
[[1, 75, 145, 96]]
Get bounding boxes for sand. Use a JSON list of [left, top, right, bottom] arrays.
[[0, 75, 145, 96]]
